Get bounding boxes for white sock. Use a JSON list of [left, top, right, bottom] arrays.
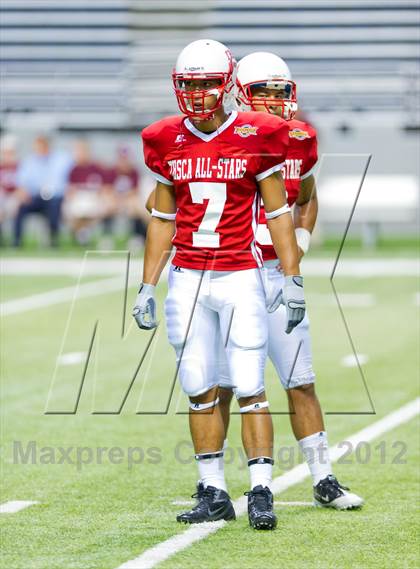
[[248, 457, 273, 489], [298, 431, 332, 485], [196, 450, 227, 492]]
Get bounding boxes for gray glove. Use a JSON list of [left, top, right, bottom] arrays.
[[282, 275, 305, 334], [132, 283, 157, 330]]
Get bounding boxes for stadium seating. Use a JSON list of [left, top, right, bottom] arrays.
[[0, 0, 419, 128], [131, 0, 420, 124], [0, 0, 131, 129]]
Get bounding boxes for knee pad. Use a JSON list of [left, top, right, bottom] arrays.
[[234, 383, 266, 400], [227, 349, 266, 399], [178, 356, 217, 397]]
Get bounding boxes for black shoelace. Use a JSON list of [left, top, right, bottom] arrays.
[[190, 487, 215, 511], [244, 488, 271, 511], [323, 475, 350, 492]]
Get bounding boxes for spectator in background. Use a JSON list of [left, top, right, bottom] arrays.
[[13, 135, 73, 247], [0, 134, 19, 245], [106, 146, 148, 249], [63, 139, 113, 246]]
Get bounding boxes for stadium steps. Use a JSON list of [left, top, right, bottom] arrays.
[[1, 0, 419, 127], [131, 0, 420, 124], [0, 0, 132, 129]]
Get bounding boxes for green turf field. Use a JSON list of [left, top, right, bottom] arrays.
[[1, 257, 419, 569]]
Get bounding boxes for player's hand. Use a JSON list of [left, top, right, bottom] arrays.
[[282, 275, 305, 334], [132, 283, 157, 330]]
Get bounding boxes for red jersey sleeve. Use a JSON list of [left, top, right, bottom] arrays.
[[255, 116, 290, 182], [141, 122, 174, 186], [301, 125, 318, 180]]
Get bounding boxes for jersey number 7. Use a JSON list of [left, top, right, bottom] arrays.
[[190, 182, 227, 248]]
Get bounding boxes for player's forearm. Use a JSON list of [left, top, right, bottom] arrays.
[[294, 194, 318, 233], [267, 214, 300, 276], [142, 217, 174, 285], [294, 175, 318, 233]]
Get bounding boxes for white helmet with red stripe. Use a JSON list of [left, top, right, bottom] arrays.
[[172, 39, 235, 120], [236, 51, 297, 120]]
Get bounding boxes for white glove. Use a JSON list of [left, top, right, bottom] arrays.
[[132, 283, 157, 330], [282, 275, 305, 334]]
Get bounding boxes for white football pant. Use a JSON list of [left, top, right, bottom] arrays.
[[165, 265, 268, 398], [219, 260, 315, 391]]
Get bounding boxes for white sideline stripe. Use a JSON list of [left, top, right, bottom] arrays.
[[0, 275, 137, 316], [117, 397, 420, 569], [0, 258, 418, 277], [0, 258, 131, 276], [0, 500, 38, 513], [302, 258, 419, 277], [414, 292, 420, 306]]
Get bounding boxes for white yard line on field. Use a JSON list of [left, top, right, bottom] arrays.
[[0, 275, 136, 316], [117, 397, 420, 569], [0, 258, 129, 276], [0, 501, 39, 514], [302, 258, 419, 277]]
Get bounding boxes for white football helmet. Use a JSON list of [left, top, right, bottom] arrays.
[[236, 52, 297, 120], [172, 39, 235, 119]]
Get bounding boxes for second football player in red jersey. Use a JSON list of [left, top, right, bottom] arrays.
[[226, 51, 363, 510], [133, 39, 305, 529]]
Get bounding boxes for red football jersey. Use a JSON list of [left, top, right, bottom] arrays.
[[256, 119, 318, 261], [142, 110, 290, 271]]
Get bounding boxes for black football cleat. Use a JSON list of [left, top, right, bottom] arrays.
[[176, 485, 236, 524], [245, 485, 277, 530], [313, 475, 364, 510]]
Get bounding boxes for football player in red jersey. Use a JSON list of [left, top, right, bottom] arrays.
[[219, 51, 362, 510], [133, 39, 305, 529]]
